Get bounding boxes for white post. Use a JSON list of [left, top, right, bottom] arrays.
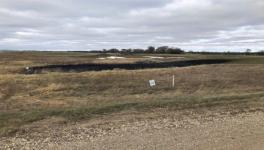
[[172, 75, 175, 88]]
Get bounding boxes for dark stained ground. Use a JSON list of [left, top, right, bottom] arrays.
[[24, 59, 230, 74]]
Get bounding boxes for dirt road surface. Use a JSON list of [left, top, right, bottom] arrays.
[[1, 110, 264, 150]]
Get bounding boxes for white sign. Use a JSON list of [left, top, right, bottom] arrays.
[[149, 80, 156, 87]]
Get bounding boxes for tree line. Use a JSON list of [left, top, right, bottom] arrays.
[[89, 46, 185, 54], [188, 49, 264, 56], [75, 47, 264, 56]]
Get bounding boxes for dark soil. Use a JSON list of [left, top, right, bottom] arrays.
[[24, 59, 231, 74]]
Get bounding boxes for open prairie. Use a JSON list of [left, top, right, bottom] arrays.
[[1, 52, 264, 149]]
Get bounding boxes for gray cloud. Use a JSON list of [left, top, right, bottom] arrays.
[[0, 0, 264, 51]]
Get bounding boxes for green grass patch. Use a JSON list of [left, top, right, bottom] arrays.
[[1, 92, 264, 136]]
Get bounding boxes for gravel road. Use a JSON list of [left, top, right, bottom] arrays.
[[1, 110, 264, 150]]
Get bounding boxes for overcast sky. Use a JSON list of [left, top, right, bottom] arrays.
[[0, 0, 264, 51]]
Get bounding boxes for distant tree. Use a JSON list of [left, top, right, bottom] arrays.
[[156, 46, 169, 53], [257, 50, 264, 55], [133, 49, 144, 53], [107, 48, 119, 53], [127, 49, 133, 53], [245, 49, 252, 55], [156, 46, 184, 54], [145, 46, 155, 53], [166, 47, 184, 54], [224, 51, 231, 55], [121, 49, 130, 54]]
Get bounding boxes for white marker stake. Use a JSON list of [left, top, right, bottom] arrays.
[[172, 75, 175, 88], [149, 80, 156, 87]]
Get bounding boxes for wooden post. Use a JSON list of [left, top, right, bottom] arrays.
[[172, 75, 175, 88]]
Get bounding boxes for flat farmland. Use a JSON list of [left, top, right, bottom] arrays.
[[1, 52, 264, 149]]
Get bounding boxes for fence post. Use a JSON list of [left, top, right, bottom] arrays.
[[172, 75, 175, 88]]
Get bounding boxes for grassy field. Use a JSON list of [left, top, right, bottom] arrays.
[[0, 51, 264, 135]]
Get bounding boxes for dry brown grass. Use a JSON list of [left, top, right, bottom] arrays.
[[1, 64, 264, 111], [1, 52, 264, 135]]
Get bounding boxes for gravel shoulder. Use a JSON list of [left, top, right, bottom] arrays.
[[1, 109, 264, 150]]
